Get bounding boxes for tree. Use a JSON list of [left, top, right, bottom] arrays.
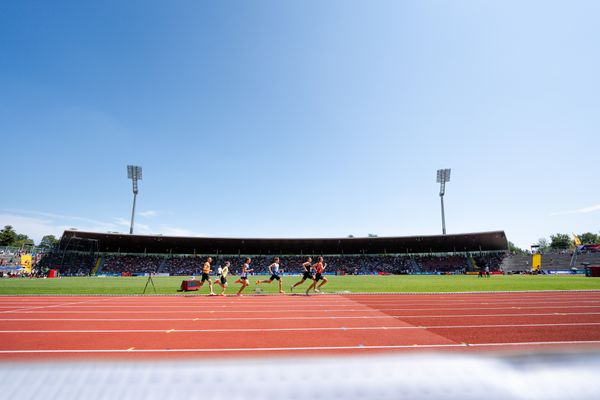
[[550, 233, 571, 249], [508, 241, 526, 255], [368, 234, 378, 238], [14, 233, 33, 246], [578, 232, 599, 245], [536, 237, 549, 252], [0, 225, 17, 246], [39, 235, 59, 249]]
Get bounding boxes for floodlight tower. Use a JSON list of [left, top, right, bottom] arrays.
[[127, 165, 142, 234], [436, 168, 451, 235]]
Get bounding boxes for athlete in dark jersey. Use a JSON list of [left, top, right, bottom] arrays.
[[290, 257, 314, 293]]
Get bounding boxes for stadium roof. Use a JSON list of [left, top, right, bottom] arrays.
[[59, 230, 508, 255]]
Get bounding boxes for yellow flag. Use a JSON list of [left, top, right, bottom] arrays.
[[20, 254, 32, 273], [573, 233, 581, 247], [532, 253, 541, 271]]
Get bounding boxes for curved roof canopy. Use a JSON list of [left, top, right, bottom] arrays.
[[59, 230, 508, 255]]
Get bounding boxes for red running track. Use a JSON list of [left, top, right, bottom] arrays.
[[1, 291, 600, 361]]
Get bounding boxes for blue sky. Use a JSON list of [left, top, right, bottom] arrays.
[[1, 0, 598, 249]]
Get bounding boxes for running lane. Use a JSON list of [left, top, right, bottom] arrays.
[[0, 295, 457, 360], [345, 292, 600, 347]]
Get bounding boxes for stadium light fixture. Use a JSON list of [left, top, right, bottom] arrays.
[[436, 168, 451, 235], [127, 165, 142, 234]]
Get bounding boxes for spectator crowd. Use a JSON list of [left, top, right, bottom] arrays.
[[94, 253, 506, 276]]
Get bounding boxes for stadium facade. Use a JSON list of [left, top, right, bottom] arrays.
[[59, 229, 508, 255]]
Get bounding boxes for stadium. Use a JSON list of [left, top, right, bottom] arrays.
[[50, 229, 509, 274], [2, 225, 600, 399], [2, 164, 600, 400], [2, 1, 600, 399]]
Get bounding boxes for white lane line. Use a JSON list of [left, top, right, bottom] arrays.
[[3, 293, 594, 301], [2, 300, 598, 309], [3, 311, 600, 322], [2, 322, 600, 334], [0, 292, 598, 301], [0, 316, 396, 321], [2, 340, 600, 354], [67, 295, 600, 300], [0, 298, 116, 314], [8, 305, 600, 314], [396, 312, 600, 318], [2, 298, 597, 307]]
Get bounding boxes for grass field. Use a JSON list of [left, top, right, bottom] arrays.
[[0, 274, 599, 295]]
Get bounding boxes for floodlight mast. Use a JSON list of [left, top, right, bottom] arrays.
[[127, 165, 142, 234], [436, 168, 451, 235]]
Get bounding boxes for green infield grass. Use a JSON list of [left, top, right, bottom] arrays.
[[0, 274, 599, 295]]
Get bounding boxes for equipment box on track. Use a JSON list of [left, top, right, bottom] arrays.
[[180, 280, 201, 291]]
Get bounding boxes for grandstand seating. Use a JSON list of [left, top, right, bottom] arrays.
[[50, 253, 506, 276], [35, 252, 95, 276], [32, 229, 510, 276], [499, 251, 600, 272]]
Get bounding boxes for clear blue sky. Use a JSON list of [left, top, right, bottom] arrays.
[[1, 0, 598, 249]]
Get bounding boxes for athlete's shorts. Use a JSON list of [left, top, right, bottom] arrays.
[[315, 273, 324, 282], [220, 276, 227, 285], [270, 274, 281, 281], [302, 271, 314, 280], [201, 273, 210, 282], [240, 276, 248, 281]]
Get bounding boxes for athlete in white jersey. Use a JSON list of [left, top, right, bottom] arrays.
[[256, 256, 285, 293], [213, 261, 230, 296], [235, 258, 253, 296]]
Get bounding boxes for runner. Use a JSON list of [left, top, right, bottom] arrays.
[[256, 256, 285, 294], [306, 256, 328, 294], [198, 257, 215, 295], [235, 257, 254, 296], [290, 257, 314, 293], [213, 261, 230, 296]]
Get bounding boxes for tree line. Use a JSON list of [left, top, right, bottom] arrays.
[[509, 232, 600, 254], [0, 225, 59, 249]]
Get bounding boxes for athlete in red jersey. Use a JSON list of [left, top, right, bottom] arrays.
[[306, 256, 328, 294]]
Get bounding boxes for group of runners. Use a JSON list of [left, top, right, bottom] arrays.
[[197, 256, 328, 296]]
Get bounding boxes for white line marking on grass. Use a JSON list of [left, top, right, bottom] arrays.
[[2, 340, 600, 354], [1, 290, 600, 298]]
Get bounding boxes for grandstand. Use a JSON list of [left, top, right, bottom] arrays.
[[500, 251, 600, 273], [40, 230, 509, 276]]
